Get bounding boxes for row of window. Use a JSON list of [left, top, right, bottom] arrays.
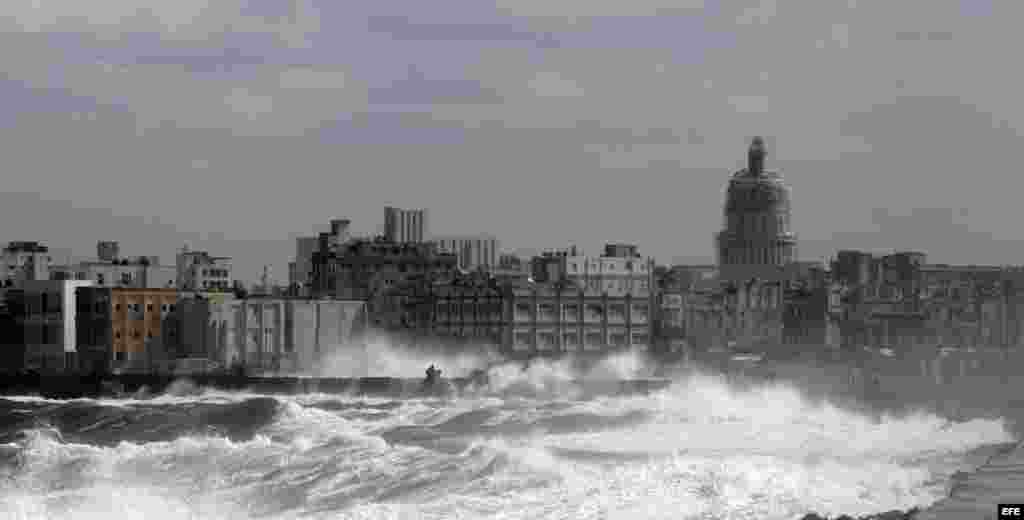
[[203, 281, 229, 289], [513, 303, 649, 321], [113, 328, 173, 340], [577, 278, 649, 292], [512, 331, 649, 349], [567, 261, 649, 273], [113, 303, 176, 313], [203, 269, 229, 278], [729, 213, 788, 236]]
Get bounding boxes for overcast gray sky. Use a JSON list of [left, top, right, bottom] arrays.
[[2, 0, 1021, 282]]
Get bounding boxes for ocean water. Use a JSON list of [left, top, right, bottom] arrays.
[[0, 352, 1015, 520]]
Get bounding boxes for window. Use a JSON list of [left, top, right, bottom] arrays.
[[563, 332, 580, 349], [564, 304, 580, 322], [610, 333, 627, 347]]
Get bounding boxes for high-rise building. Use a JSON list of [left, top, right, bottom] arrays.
[[432, 235, 499, 272], [715, 137, 797, 281], [384, 207, 427, 243]]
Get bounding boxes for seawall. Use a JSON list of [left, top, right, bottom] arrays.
[[917, 439, 1024, 520], [0, 373, 675, 399]]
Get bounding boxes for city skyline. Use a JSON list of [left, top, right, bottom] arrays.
[[3, 1, 1023, 282]]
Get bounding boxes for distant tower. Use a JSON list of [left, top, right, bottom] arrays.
[[261, 265, 272, 290], [384, 207, 427, 243], [715, 137, 797, 282]]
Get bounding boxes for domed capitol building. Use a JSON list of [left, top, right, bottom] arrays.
[[715, 137, 798, 282]]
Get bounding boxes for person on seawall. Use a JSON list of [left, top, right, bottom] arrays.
[[425, 364, 442, 384]]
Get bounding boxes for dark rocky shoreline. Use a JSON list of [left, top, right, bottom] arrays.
[[800, 508, 920, 520]]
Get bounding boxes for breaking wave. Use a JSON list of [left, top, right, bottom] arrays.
[[0, 351, 1015, 519]]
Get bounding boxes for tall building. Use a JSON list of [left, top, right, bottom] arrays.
[[432, 235, 499, 272], [384, 207, 427, 243], [176, 245, 233, 292], [2, 241, 51, 286], [715, 137, 797, 282]]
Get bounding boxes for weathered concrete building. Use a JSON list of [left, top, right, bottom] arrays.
[[2, 280, 95, 372], [531, 244, 656, 297], [432, 235, 500, 272], [49, 241, 176, 289], [503, 281, 653, 358], [176, 245, 233, 292], [175, 296, 368, 374], [2, 241, 51, 286], [311, 236, 458, 300]]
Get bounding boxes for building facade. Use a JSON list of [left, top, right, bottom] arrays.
[[52, 252, 176, 289], [715, 137, 797, 282], [384, 207, 427, 244], [531, 244, 656, 297], [288, 236, 320, 293], [493, 254, 530, 284], [369, 273, 504, 349], [75, 287, 179, 374], [825, 249, 1024, 350], [310, 237, 458, 301], [2, 280, 95, 372], [503, 282, 653, 358], [176, 246, 233, 292], [432, 235, 499, 272], [176, 296, 367, 374], [2, 241, 51, 286]]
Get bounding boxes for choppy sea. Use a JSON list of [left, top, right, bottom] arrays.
[[0, 352, 1015, 520]]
